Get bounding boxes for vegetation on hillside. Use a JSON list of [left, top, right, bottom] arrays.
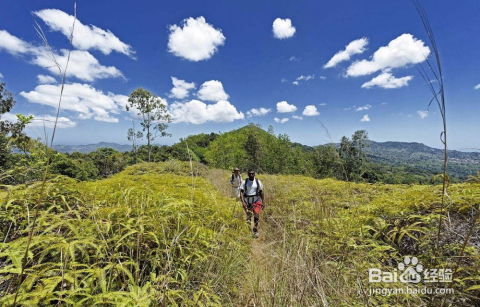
[[0, 162, 249, 305]]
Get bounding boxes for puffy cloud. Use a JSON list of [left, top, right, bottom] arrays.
[[0, 30, 31, 55], [346, 34, 430, 77], [474, 84, 480, 90], [324, 37, 368, 68], [168, 16, 225, 61], [170, 99, 244, 124], [274, 117, 289, 124], [29, 114, 76, 128], [360, 114, 370, 122], [355, 104, 372, 111], [276, 100, 297, 113], [1, 112, 76, 128], [247, 107, 271, 117], [292, 115, 303, 120], [33, 49, 123, 82], [0, 72, 3, 79], [37, 74, 56, 84], [361, 72, 413, 89], [20, 83, 129, 123], [417, 110, 429, 119], [272, 18, 296, 39], [289, 56, 299, 62], [34, 9, 134, 57], [170, 77, 195, 99], [302, 105, 320, 116], [0, 30, 123, 82], [292, 74, 315, 86], [197, 80, 229, 101]]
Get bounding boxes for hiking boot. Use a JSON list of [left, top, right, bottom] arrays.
[[253, 227, 259, 238]]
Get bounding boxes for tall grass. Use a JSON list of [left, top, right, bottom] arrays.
[[7, 4, 78, 305], [412, 0, 450, 252], [0, 162, 250, 305], [208, 169, 480, 306]]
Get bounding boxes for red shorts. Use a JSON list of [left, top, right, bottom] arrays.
[[252, 200, 263, 214]]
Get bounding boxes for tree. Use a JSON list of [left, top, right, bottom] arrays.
[[338, 130, 369, 181], [0, 83, 32, 168], [127, 121, 143, 164], [126, 88, 171, 162], [245, 133, 260, 171], [88, 148, 128, 177]]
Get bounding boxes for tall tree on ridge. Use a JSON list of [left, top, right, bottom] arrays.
[[127, 88, 171, 162]]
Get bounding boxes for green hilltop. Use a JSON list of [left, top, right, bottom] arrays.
[[38, 124, 480, 185]]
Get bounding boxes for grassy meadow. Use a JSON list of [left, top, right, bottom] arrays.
[[1, 161, 479, 306]]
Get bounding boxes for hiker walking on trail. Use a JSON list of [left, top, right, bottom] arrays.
[[230, 167, 242, 199], [240, 170, 265, 238]]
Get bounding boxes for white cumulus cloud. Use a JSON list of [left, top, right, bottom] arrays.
[[33, 49, 123, 82], [168, 16, 225, 61], [346, 34, 430, 77], [1, 112, 76, 129], [360, 114, 370, 122], [37, 74, 56, 84], [20, 83, 129, 123], [361, 72, 413, 89], [302, 105, 320, 116], [170, 77, 195, 99], [474, 84, 480, 90], [417, 110, 429, 119], [0, 30, 31, 55], [324, 37, 368, 68], [197, 80, 229, 102], [34, 9, 134, 57], [29, 114, 77, 128], [0, 30, 123, 82], [247, 107, 271, 117], [170, 99, 244, 124], [272, 18, 296, 39], [274, 117, 289, 124], [292, 115, 303, 120], [276, 100, 297, 113]]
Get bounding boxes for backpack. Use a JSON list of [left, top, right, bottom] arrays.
[[243, 178, 260, 197], [231, 173, 241, 184]]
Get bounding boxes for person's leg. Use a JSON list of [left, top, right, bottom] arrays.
[[246, 209, 252, 226], [253, 213, 260, 235]]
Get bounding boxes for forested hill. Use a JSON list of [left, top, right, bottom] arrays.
[[365, 140, 480, 179], [365, 140, 480, 164]]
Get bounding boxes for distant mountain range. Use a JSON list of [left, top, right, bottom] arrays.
[[54, 142, 132, 153], [364, 141, 480, 179]]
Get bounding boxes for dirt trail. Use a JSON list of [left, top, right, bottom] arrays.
[[206, 169, 329, 306]]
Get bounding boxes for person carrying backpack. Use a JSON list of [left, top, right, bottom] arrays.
[[240, 170, 265, 238], [230, 167, 242, 199]]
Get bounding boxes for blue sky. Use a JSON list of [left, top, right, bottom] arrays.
[[0, 0, 479, 150]]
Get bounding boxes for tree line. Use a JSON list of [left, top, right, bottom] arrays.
[[1, 83, 469, 185]]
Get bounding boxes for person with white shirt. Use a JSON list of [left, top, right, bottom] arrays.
[[240, 170, 265, 238], [229, 167, 242, 199]]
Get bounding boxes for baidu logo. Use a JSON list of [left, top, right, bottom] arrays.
[[369, 256, 452, 284]]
